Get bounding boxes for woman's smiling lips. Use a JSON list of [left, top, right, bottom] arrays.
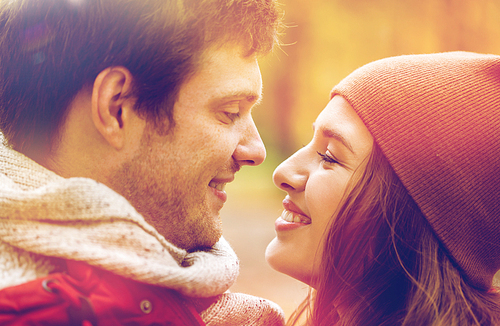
[[275, 198, 312, 232]]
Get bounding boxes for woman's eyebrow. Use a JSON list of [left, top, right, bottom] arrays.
[[313, 123, 354, 154]]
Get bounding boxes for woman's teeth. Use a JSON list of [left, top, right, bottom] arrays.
[[281, 210, 311, 224], [209, 181, 226, 191]]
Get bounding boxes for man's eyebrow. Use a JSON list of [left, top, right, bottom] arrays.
[[208, 91, 262, 108], [313, 123, 354, 154]]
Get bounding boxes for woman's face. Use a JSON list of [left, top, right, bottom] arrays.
[[265, 96, 373, 286]]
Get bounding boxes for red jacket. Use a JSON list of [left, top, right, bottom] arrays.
[[0, 260, 206, 325]]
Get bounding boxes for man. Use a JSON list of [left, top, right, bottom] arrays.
[[0, 0, 284, 324]]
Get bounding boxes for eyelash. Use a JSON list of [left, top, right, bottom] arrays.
[[317, 151, 339, 165], [226, 112, 240, 122]]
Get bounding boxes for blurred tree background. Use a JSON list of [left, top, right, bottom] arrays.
[[221, 0, 500, 318], [259, 0, 500, 158]]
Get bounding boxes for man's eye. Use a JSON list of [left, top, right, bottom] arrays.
[[217, 101, 241, 124], [225, 111, 240, 122], [317, 151, 339, 164], [216, 111, 240, 124]]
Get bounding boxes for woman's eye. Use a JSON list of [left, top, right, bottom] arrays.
[[317, 151, 339, 165]]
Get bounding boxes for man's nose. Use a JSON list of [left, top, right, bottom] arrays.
[[232, 118, 266, 166]]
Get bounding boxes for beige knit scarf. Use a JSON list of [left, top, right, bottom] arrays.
[[0, 137, 284, 325]]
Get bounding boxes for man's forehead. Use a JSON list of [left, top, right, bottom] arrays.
[[171, 42, 263, 114]]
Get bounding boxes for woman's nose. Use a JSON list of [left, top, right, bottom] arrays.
[[273, 148, 308, 193]]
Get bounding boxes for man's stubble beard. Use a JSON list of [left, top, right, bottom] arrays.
[[107, 143, 223, 251]]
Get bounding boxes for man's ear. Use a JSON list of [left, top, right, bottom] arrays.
[[91, 66, 139, 150]]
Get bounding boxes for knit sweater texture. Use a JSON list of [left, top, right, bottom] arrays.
[[0, 135, 284, 325]]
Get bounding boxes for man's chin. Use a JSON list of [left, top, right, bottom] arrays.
[[172, 226, 223, 252]]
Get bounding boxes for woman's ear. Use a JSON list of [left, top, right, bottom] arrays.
[[91, 66, 139, 150]]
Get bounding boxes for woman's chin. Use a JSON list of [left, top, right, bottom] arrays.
[[265, 237, 315, 287], [264, 237, 281, 270]]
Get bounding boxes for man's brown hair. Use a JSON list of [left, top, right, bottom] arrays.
[[0, 0, 282, 161]]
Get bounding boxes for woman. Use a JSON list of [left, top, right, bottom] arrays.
[[266, 52, 500, 326]]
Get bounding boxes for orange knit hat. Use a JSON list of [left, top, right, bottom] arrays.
[[331, 52, 500, 290]]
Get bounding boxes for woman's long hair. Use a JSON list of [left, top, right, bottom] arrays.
[[287, 143, 500, 326]]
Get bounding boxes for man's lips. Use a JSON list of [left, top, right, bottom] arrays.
[[208, 176, 234, 191], [208, 180, 227, 191], [208, 176, 234, 202]]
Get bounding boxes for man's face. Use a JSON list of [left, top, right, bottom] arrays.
[[110, 45, 266, 250]]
